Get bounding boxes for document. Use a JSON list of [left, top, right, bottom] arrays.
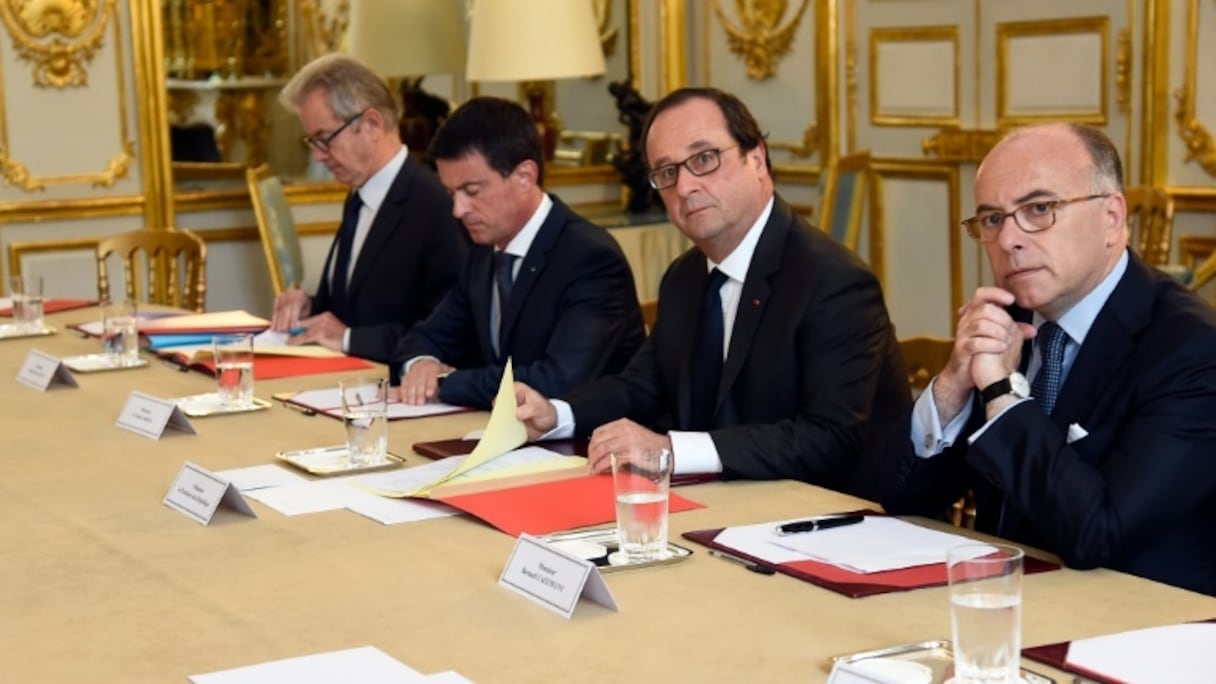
[[345, 495, 460, 526], [280, 386, 468, 420], [162, 330, 347, 363], [189, 645, 427, 683], [1066, 622, 1216, 684], [354, 446, 582, 499], [215, 464, 306, 491], [137, 309, 269, 334], [244, 478, 375, 516], [714, 516, 990, 573]]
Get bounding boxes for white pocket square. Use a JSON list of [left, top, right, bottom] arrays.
[[1066, 423, 1089, 444]]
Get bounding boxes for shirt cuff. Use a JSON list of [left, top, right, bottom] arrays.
[[541, 399, 576, 440], [403, 355, 442, 374], [911, 377, 975, 458], [966, 398, 1031, 445], [341, 328, 351, 354], [669, 431, 723, 475]]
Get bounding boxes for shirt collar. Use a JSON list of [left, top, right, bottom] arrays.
[[501, 193, 553, 259], [707, 196, 775, 284], [353, 145, 408, 212], [1036, 249, 1129, 345]]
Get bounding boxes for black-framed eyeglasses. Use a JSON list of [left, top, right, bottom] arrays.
[[302, 109, 368, 152], [647, 145, 739, 190], [961, 194, 1110, 242]]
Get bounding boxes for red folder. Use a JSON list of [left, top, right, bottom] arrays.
[[435, 473, 705, 537], [0, 298, 95, 316], [171, 355, 372, 380], [682, 512, 1060, 598], [1022, 618, 1216, 684]]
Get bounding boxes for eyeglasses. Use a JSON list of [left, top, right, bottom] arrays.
[[961, 194, 1110, 242], [302, 109, 367, 153], [647, 145, 739, 190]]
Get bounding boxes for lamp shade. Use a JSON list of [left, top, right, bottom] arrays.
[[466, 0, 606, 81], [347, 0, 466, 77]]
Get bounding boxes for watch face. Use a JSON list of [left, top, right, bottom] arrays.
[[1010, 372, 1030, 397]]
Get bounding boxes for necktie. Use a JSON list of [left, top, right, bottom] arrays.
[[1030, 321, 1068, 415], [493, 252, 517, 358], [688, 268, 729, 430], [329, 190, 363, 312]]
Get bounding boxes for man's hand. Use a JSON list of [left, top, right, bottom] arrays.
[[934, 286, 1035, 423], [286, 312, 348, 352], [587, 419, 673, 474], [514, 382, 557, 441], [400, 358, 454, 405], [271, 288, 312, 332]]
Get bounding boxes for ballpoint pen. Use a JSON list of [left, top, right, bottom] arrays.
[[708, 549, 776, 575], [776, 514, 865, 536]]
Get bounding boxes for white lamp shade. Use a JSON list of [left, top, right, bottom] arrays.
[[347, 0, 467, 77], [466, 0, 606, 82]]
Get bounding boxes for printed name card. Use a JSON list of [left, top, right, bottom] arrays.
[[115, 391, 196, 440], [16, 349, 78, 391], [163, 461, 257, 525], [498, 533, 618, 619]]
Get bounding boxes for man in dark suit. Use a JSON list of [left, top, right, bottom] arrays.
[[270, 54, 466, 362], [392, 97, 644, 409], [878, 122, 1216, 595], [515, 88, 908, 496]]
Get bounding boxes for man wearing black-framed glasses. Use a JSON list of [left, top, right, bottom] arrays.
[[880, 122, 1216, 596], [270, 54, 467, 363]]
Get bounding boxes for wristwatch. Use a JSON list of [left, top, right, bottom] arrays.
[[979, 372, 1030, 406]]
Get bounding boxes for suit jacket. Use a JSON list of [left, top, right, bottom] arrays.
[[564, 196, 910, 496], [393, 195, 645, 409], [312, 156, 468, 363], [880, 252, 1216, 596]]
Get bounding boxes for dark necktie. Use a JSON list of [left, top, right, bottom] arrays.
[[1031, 321, 1068, 415], [493, 251, 517, 358], [330, 190, 363, 311], [689, 268, 729, 430]]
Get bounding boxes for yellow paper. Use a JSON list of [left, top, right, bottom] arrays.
[[138, 310, 269, 332]]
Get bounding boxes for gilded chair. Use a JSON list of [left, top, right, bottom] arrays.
[[1124, 186, 1175, 269], [96, 229, 207, 312], [816, 150, 874, 252], [247, 163, 305, 296], [639, 299, 658, 332]]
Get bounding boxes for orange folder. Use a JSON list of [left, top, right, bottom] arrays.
[[175, 355, 372, 380], [0, 298, 95, 316]]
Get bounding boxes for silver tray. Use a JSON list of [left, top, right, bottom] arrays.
[[173, 392, 272, 417], [276, 445, 405, 475], [829, 640, 1055, 684], [62, 353, 149, 373], [0, 323, 55, 339], [540, 527, 693, 573]]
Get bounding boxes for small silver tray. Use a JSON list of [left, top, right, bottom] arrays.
[[276, 445, 405, 475], [62, 353, 149, 373], [173, 392, 272, 417], [829, 640, 1054, 684], [0, 323, 55, 339], [540, 527, 693, 573]]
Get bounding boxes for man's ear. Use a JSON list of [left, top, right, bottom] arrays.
[[513, 159, 539, 188]]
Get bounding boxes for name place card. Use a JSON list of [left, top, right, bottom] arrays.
[[115, 391, 196, 440], [16, 349, 78, 391], [163, 461, 257, 525], [498, 533, 618, 619]]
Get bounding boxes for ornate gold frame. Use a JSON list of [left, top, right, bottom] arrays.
[[868, 26, 961, 128], [710, 0, 811, 81], [0, 0, 110, 88], [1173, 0, 1216, 177], [995, 16, 1110, 127]]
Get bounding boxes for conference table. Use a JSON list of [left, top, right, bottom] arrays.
[[4, 308, 1213, 683]]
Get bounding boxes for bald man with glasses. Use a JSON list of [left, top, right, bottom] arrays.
[[879, 122, 1216, 596], [515, 87, 909, 497], [271, 54, 467, 363]]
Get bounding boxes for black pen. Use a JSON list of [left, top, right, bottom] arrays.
[[775, 514, 865, 536], [708, 549, 776, 575], [272, 392, 316, 416]]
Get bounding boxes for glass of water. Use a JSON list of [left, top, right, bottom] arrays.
[[947, 543, 1025, 684], [609, 447, 673, 564], [101, 299, 140, 366], [212, 333, 255, 408], [10, 274, 44, 332], [340, 377, 388, 466]]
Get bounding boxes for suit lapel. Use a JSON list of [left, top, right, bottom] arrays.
[[346, 160, 415, 299], [468, 248, 496, 358], [677, 261, 712, 429], [497, 195, 563, 352]]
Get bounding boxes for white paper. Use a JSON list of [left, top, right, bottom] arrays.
[[421, 673, 475, 683], [714, 516, 989, 573], [345, 495, 461, 525], [286, 386, 466, 420], [215, 464, 306, 491], [353, 457, 465, 496], [244, 478, 372, 516], [189, 645, 425, 684], [1067, 622, 1216, 684]]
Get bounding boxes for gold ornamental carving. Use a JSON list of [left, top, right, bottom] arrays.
[[712, 0, 810, 81], [594, 0, 619, 61], [1173, 0, 1216, 177], [0, 0, 111, 88], [922, 127, 1004, 164], [769, 123, 819, 160]]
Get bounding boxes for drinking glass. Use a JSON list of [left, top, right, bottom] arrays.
[[948, 543, 1025, 684], [340, 377, 388, 466], [609, 447, 673, 564], [10, 274, 44, 332], [212, 333, 255, 408], [101, 299, 140, 366]]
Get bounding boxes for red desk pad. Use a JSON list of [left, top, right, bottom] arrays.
[[0, 298, 94, 316], [683, 514, 1060, 598], [436, 473, 704, 537], [1022, 618, 1216, 684], [167, 354, 372, 380]]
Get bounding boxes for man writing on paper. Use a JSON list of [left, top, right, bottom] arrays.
[[515, 88, 908, 496], [392, 97, 645, 409], [271, 54, 467, 362], [878, 123, 1216, 595]]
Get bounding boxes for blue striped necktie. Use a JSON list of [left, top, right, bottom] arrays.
[[1030, 321, 1068, 415]]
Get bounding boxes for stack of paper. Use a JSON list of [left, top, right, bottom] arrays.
[[189, 645, 473, 683]]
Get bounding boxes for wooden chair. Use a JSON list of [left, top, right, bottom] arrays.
[[96, 229, 207, 312], [640, 299, 658, 332], [1124, 186, 1175, 268], [247, 163, 305, 296]]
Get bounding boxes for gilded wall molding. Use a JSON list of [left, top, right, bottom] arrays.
[[921, 127, 1003, 164], [0, 0, 110, 88], [1173, 0, 1216, 177], [869, 26, 960, 128], [844, 0, 856, 152], [594, 0, 619, 61], [768, 124, 820, 160], [995, 16, 1110, 126], [711, 0, 810, 80], [0, 0, 133, 191], [1115, 27, 1131, 114]]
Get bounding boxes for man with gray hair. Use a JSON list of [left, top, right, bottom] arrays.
[[271, 53, 466, 362]]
